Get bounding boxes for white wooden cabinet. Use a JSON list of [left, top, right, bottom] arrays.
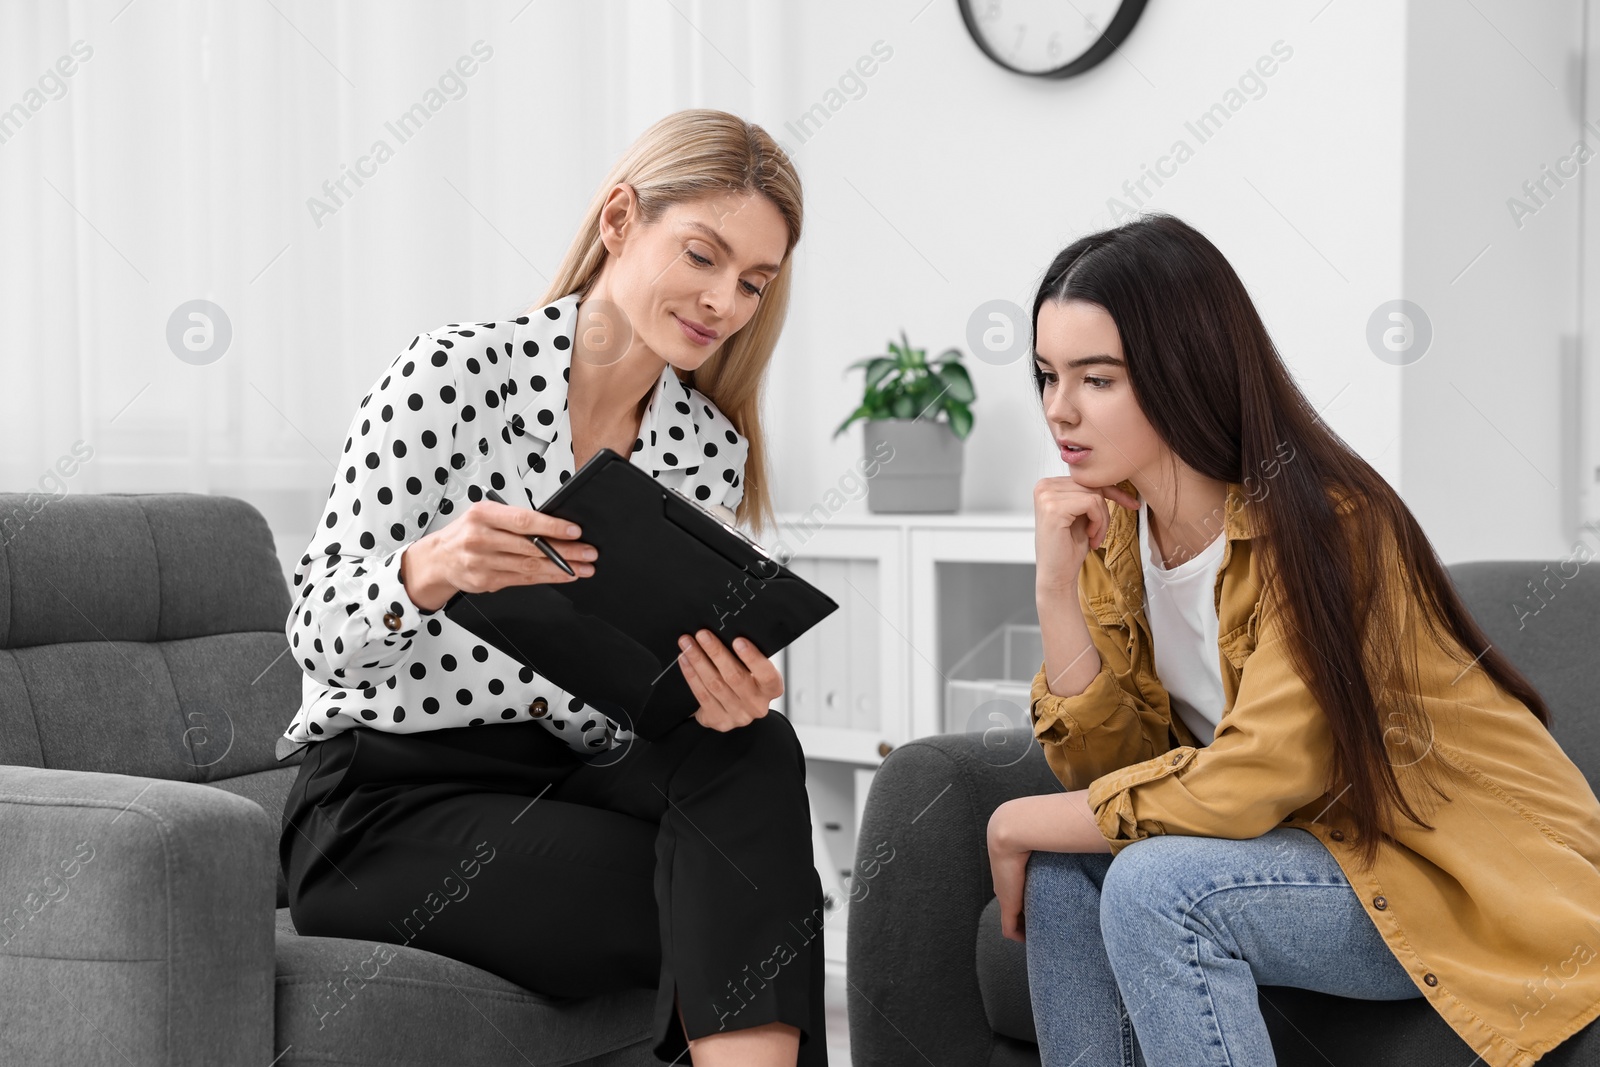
[[764, 508, 1039, 968]]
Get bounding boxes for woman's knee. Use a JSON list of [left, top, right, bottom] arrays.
[[701, 708, 805, 774]]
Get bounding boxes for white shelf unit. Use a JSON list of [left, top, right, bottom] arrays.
[[765, 508, 1039, 968]]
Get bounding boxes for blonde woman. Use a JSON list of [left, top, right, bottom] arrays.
[[277, 110, 825, 1067]]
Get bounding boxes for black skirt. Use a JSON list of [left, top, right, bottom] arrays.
[[279, 710, 829, 1064]]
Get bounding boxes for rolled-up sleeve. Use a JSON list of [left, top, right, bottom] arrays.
[[1030, 583, 1171, 790], [1086, 585, 1338, 855]]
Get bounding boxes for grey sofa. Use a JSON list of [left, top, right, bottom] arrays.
[[0, 493, 669, 1066], [849, 557, 1600, 1066]]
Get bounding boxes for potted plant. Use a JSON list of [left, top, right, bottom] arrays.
[[833, 330, 976, 513]]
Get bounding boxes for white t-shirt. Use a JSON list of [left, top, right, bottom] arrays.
[[1139, 498, 1227, 746]]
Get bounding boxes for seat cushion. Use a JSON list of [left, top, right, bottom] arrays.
[[273, 908, 663, 1066]]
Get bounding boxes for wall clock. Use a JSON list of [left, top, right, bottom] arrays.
[[956, 0, 1149, 78]]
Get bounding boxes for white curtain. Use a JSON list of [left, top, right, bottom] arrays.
[[0, 0, 781, 575]]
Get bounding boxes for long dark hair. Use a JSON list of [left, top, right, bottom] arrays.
[[1030, 212, 1552, 871]]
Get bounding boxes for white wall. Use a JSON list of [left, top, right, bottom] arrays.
[[7, 0, 1587, 568], [1401, 0, 1590, 563], [753, 0, 1409, 526]]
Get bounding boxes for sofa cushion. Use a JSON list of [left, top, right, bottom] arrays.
[[273, 908, 661, 1066], [0, 493, 310, 906]]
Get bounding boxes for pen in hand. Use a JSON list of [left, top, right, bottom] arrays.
[[482, 487, 577, 577]]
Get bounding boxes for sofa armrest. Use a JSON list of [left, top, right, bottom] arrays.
[[846, 728, 1063, 1066], [0, 765, 276, 1065]]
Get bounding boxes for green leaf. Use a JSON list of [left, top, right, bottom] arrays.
[[844, 355, 881, 372], [945, 400, 973, 438], [937, 361, 976, 403], [864, 357, 897, 391], [891, 393, 915, 419]]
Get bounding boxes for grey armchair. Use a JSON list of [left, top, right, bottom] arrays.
[[0, 492, 668, 1066], [848, 557, 1600, 1066]]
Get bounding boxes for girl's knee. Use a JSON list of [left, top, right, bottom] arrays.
[[1099, 835, 1205, 924], [1024, 848, 1106, 914]]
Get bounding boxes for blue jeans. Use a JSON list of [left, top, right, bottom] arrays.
[[1023, 826, 1423, 1066]]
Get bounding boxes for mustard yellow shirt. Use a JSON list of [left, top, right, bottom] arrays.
[[1029, 478, 1600, 1067]]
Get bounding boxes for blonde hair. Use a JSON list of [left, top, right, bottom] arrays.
[[530, 109, 803, 538]]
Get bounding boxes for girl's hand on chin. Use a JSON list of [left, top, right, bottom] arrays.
[[1032, 475, 1139, 591]]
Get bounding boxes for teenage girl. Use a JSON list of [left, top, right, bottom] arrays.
[[986, 213, 1600, 1067]]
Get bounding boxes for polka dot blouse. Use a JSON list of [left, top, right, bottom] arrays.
[[277, 292, 750, 760]]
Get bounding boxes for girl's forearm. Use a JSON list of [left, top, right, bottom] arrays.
[[993, 789, 1112, 854], [1037, 580, 1102, 699]]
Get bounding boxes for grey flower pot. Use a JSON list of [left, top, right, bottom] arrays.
[[863, 418, 964, 513]]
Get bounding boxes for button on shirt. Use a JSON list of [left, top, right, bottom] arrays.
[[278, 292, 750, 759]]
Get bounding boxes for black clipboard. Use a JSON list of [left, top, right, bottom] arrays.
[[441, 448, 838, 742]]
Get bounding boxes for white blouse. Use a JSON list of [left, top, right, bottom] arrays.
[[277, 291, 750, 760], [1138, 497, 1227, 747]]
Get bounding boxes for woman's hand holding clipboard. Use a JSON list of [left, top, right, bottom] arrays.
[[435, 460, 825, 742]]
